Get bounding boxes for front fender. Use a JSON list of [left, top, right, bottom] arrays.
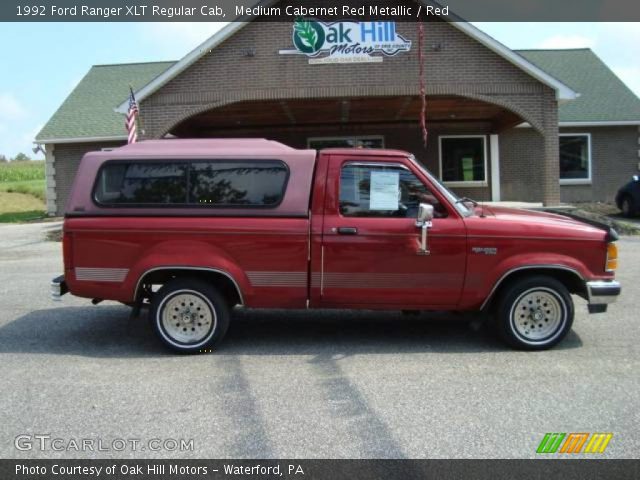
[[461, 250, 590, 310]]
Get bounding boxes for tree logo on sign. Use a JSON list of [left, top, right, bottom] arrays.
[[292, 18, 325, 54]]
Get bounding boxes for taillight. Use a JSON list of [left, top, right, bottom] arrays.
[[605, 242, 618, 273]]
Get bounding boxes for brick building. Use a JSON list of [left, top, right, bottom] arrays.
[[36, 15, 640, 215]]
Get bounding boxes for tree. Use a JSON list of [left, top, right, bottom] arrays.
[[12, 152, 30, 162], [0, 154, 7, 162]]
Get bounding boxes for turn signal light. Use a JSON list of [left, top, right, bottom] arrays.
[[606, 243, 618, 272]]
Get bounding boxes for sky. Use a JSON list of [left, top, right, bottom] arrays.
[[0, 22, 638, 160]]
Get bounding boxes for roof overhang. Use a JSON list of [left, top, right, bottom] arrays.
[[451, 22, 578, 101], [517, 120, 640, 128], [116, 2, 578, 113], [559, 120, 640, 127], [34, 135, 128, 144], [115, 22, 247, 114]]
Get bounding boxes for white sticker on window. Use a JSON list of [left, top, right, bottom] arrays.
[[369, 170, 399, 210]]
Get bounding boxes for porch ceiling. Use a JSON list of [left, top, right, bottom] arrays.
[[170, 96, 522, 137]]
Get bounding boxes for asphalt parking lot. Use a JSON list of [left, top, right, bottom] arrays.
[[0, 222, 638, 459]]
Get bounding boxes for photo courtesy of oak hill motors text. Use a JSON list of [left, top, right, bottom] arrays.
[[38, 4, 438, 19]]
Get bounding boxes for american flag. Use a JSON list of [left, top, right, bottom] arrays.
[[125, 87, 139, 144]]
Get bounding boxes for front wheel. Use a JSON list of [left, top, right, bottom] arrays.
[[150, 278, 230, 353], [493, 276, 574, 350]]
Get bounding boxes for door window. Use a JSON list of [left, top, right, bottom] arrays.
[[339, 163, 446, 218]]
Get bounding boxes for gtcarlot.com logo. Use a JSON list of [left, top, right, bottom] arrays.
[[537, 432, 613, 454], [15, 434, 194, 452]]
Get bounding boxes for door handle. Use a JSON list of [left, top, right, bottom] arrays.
[[337, 227, 358, 235]]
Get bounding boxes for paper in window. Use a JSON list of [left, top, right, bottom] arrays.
[[369, 170, 399, 210]]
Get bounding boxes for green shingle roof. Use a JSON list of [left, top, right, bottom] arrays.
[[517, 48, 640, 123], [37, 48, 640, 142], [36, 61, 175, 141]]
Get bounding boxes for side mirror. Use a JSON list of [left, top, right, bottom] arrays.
[[417, 203, 434, 226], [416, 203, 434, 255], [633, 175, 639, 182]]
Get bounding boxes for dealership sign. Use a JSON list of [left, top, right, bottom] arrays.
[[279, 19, 411, 64]]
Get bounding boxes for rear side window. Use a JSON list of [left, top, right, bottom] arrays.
[[93, 160, 288, 207], [190, 162, 287, 206]]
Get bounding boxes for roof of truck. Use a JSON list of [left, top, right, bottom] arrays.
[[112, 138, 304, 156], [320, 147, 411, 157]]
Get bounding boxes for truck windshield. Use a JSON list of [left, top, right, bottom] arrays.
[[407, 155, 472, 217]]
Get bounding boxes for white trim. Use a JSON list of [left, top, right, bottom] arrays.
[[115, 22, 241, 113], [559, 133, 592, 185], [560, 121, 640, 127], [116, 11, 577, 112], [450, 23, 577, 101], [490, 134, 500, 201], [307, 135, 385, 149], [35, 135, 127, 144], [517, 121, 640, 128], [438, 135, 488, 188]]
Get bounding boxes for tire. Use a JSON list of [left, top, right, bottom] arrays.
[[150, 277, 230, 353], [493, 276, 574, 350], [621, 196, 635, 218]]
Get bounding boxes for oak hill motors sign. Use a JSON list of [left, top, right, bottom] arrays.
[[279, 19, 412, 64]]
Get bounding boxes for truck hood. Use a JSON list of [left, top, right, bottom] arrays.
[[467, 205, 610, 241]]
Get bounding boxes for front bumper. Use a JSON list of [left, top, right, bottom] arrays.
[[51, 275, 68, 301], [586, 280, 621, 313]]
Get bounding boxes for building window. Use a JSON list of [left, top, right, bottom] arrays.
[[308, 136, 384, 150], [559, 134, 591, 184], [438, 135, 487, 187], [93, 160, 288, 207], [339, 163, 446, 218]]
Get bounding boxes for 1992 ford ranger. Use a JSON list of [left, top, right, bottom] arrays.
[[51, 139, 621, 353]]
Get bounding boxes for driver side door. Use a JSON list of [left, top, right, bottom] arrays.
[[318, 156, 467, 308]]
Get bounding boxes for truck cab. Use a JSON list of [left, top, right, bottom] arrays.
[[51, 139, 621, 353]]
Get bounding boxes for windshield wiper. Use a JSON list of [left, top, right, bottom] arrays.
[[456, 197, 479, 206]]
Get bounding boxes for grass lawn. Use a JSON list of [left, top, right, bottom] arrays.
[[0, 190, 46, 223], [0, 161, 47, 223]]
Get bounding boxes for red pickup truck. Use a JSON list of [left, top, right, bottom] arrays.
[[52, 139, 620, 353]]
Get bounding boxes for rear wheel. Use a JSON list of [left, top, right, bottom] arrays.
[[150, 278, 230, 353], [493, 276, 573, 350], [621, 196, 635, 217]]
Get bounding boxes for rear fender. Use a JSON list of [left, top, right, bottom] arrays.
[[125, 239, 249, 303]]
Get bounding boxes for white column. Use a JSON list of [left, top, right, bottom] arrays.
[[490, 134, 500, 202]]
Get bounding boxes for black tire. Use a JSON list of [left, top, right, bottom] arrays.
[[621, 196, 635, 218], [150, 277, 230, 353], [493, 275, 574, 350]]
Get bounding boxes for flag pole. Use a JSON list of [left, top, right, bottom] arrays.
[[128, 84, 144, 139]]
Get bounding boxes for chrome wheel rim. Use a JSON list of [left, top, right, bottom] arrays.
[[160, 290, 216, 345], [510, 287, 566, 343]]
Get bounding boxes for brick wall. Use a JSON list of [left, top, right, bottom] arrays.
[[560, 126, 640, 203], [500, 125, 639, 203], [499, 128, 545, 202]]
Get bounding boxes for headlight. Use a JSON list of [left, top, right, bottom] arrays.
[[606, 243, 618, 272]]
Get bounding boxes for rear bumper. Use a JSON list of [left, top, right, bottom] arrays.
[[586, 280, 621, 313], [51, 275, 68, 301]]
